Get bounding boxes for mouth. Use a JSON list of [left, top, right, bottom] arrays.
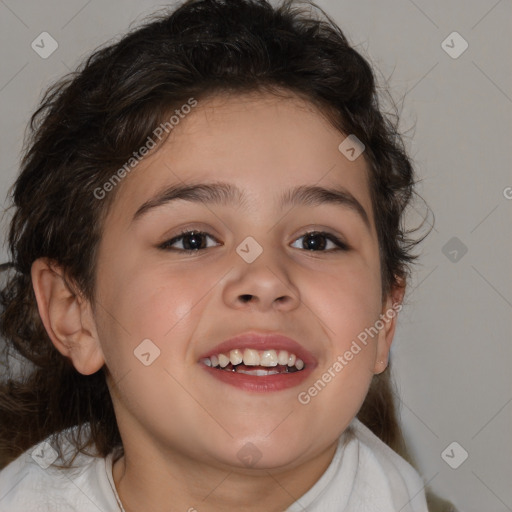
[[198, 332, 317, 392], [200, 348, 305, 375]]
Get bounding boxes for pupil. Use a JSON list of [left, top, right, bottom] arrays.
[[184, 231, 203, 250], [305, 233, 325, 251]]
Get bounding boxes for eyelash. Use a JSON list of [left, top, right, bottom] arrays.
[[159, 229, 349, 253]]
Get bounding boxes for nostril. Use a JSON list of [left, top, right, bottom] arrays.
[[240, 294, 253, 303]]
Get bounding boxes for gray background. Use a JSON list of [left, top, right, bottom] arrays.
[[0, 0, 511, 510]]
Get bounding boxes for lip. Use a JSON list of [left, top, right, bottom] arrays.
[[198, 331, 318, 393], [199, 363, 315, 392]]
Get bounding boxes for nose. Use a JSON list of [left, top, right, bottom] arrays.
[[222, 245, 301, 313]]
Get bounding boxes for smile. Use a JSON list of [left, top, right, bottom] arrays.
[[198, 332, 317, 392], [200, 348, 305, 375]]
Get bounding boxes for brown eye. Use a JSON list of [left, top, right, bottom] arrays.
[[160, 230, 221, 252], [290, 231, 348, 252]]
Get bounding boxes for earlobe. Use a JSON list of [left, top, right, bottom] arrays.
[[373, 278, 406, 374], [30, 258, 105, 375]]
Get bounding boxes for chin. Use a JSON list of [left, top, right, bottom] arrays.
[[219, 436, 313, 472]]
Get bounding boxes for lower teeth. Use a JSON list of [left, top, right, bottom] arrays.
[[236, 368, 280, 376], [214, 363, 301, 374]]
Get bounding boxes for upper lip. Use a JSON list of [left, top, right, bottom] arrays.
[[198, 331, 318, 367]]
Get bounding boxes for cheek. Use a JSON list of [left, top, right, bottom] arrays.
[[311, 258, 383, 339], [304, 257, 382, 412], [95, 261, 216, 366], [95, 265, 213, 423], [297, 268, 380, 433], [297, 269, 380, 437]]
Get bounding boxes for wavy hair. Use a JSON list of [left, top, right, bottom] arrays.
[[0, 0, 447, 507]]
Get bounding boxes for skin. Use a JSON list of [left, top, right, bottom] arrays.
[[31, 91, 404, 512]]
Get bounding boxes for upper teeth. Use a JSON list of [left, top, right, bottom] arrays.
[[202, 348, 304, 370]]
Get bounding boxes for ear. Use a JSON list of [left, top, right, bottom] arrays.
[[373, 277, 406, 374], [31, 258, 105, 375]]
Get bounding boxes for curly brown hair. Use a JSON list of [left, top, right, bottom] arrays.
[[0, 0, 434, 497]]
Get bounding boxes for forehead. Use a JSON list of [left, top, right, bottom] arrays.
[[106, 91, 375, 231]]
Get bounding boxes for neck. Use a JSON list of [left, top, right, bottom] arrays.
[[112, 439, 340, 512]]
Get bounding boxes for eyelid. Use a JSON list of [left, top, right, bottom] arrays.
[[159, 222, 221, 243]]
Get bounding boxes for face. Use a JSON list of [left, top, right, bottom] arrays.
[[90, 91, 398, 472]]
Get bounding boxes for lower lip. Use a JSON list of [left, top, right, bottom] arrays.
[[199, 363, 315, 392]]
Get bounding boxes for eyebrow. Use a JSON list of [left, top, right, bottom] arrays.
[[132, 181, 371, 230]]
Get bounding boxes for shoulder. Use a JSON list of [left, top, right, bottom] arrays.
[[0, 429, 119, 512], [349, 418, 429, 511]]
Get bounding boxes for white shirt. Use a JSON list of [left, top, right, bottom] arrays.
[[0, 418, 428, 511]]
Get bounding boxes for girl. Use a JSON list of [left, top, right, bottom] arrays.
[[0, 0, 454, 510]]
